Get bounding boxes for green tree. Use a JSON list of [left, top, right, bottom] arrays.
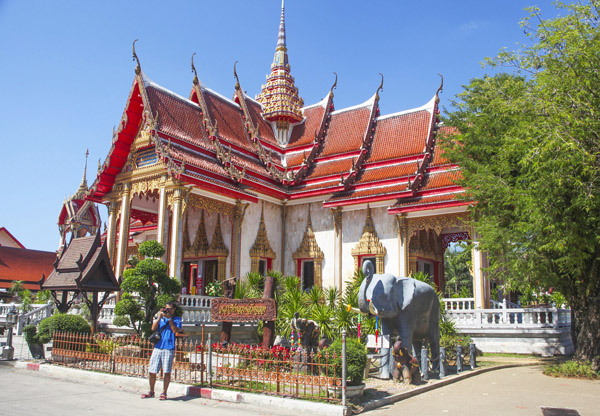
[[440, 1, 600, 369], [444, 242, 473, 297], [113, 241, 181, 336]]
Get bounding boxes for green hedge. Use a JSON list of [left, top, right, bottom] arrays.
[[24, 313, 91, 344]]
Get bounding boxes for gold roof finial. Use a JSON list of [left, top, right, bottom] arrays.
[[436, 73, 444, 101], [132, 39, 141, 75], [191, 53, 199, 85], [375, 73, 384, 100], [234, 61, 241, 90]]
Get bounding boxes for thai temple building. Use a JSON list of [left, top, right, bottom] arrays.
[[86, 2, 489, 308]]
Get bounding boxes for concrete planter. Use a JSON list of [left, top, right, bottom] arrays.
[[328, 383, 365, 398]]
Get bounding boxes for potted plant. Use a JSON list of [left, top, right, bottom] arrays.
[[22, 325, 45, 359], [325, 337, 368, 397], [23, 313, 92, 360]]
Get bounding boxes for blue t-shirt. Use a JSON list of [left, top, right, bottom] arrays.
[[154, 316, 182, 350]]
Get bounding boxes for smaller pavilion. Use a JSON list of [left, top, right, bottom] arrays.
[[43, 231, 119, 332]]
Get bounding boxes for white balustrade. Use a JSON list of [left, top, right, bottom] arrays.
[[179, 295, 214, 325], [443, 298, 475, 311], [446, 306, 571, 330], [0, 303, 53, 334]]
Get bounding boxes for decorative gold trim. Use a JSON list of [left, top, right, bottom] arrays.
[[250, 204, 276, 273], [186, 193, 235, 219], [351, 205, 386, 273], [407, 213, 468, 238]]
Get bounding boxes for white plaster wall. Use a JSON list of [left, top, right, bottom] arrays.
[[184, 207, 233, 278], [284, 202, 335, 288], [239, 201, 282, 279]]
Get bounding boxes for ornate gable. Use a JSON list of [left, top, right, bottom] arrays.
[[249, 204, 276, 273], [292, 207, 324, 288], [351, 205, 386, 273]]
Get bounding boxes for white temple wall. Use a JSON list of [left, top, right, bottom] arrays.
[[374, 208, 400, 276], [284, 203, 307, 275], [341, 209, 364, 284], [239, 200, 282, 279]]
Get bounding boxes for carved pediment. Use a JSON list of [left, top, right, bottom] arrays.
[[292, 208, 323, 260], [250, 204, 276, 260], [184, 210, 210, 258], [351, 205, 386, 257], [207, 214, 229, 258]]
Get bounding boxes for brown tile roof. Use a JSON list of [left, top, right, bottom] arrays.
[[44, 234, 119, 291], [0, 247, 57, 291]]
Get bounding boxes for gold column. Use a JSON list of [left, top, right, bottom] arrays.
[[115, 183, 131, 280], [168, 188, 184, 281], [396, 214, 410, 277], [156, 175, 168, 251], [232, 200, 248, 279], [332, 207, 342, 291], [106, 199, 119, 263]]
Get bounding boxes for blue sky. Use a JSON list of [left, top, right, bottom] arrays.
[[0, 0, 560, 252]]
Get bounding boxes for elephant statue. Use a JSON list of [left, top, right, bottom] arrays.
[[358, 260, 440, 379]]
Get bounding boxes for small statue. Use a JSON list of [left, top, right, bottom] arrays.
[[290, 312, 320, 353], [392, 339, 421, 385]]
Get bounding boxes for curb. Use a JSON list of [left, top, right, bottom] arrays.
[[359, 363, 538, 413]]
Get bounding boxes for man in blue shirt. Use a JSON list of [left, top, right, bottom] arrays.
[[142, 301, 182, 400]]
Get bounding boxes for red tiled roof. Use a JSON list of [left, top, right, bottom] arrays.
[[288, 103, 326, 147], [146, 85, 209, 146], [390, 191, 468, 210], [320, 106, 371, 157], [245, 98, 277, 145], [0, 247, 56, 291], [326, 183, 410, 204], [203, 90, 250, 151], [370, 110, 432, 162]]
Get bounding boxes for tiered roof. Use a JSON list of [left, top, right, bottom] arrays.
[[87, 9, 467, 216]]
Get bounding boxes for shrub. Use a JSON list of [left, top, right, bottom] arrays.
[[544, 360, 599, 380], [325, 337, 367, 386], [29, 313, 91, 344], [440, 334, 472, 363]]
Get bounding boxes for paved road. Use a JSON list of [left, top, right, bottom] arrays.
[[368, 365, 599, 416], [0, 366, 298, 416]]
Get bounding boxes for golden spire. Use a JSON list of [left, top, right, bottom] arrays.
[[72, 149, 89, 200], [256, 0, 304, 146]]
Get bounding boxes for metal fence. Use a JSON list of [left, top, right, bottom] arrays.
[[50, 331, 342, 403], [210, 342, 341, 402]]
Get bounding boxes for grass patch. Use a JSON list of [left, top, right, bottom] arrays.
[[481, 353, 538, 359], [543, 360, 599, 380]]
